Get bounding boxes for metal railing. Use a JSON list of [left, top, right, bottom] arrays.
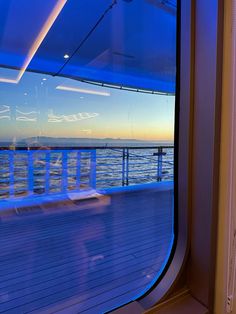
[[0, 146, 174, 199]]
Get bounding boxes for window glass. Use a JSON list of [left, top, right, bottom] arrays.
[[0, 1, 176, 313]]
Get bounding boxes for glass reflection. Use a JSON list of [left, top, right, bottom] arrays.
[[0, 69, 175, 312]]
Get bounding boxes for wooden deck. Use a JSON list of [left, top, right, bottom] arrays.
[[0, 185, 173, 314]]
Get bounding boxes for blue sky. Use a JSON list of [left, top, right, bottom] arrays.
[[0, 69, 175, 142]]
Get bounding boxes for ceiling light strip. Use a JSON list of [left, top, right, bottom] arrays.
[[0, 0, 67, 84], [56, 85, 111, 96]]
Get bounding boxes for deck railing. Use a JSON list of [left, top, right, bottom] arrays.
[[0, 146, 174, 199]]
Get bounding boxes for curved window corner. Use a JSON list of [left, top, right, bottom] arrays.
[[0, 1, 188, 313]]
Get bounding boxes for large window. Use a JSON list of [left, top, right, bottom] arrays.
[[0, 1, 177, 313]]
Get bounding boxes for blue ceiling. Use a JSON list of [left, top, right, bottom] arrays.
[[0, 0, 177, 93]]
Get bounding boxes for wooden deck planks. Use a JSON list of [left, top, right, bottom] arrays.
[[0, 214, 171, 266], [0, 188, 173, 313], [0, 236, 171, 291]]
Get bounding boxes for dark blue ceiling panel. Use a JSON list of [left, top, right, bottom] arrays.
[[0, 0, 177, 93]]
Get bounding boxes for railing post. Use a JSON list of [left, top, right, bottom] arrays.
[[28, 150, 34, 196], [76, 151, 81, 191], [122, 148, 125, 186], [126, 148, 129, 186], [45, 151, 50, 195], [62, 150, 68, 193], [90, 149, 96, 189], [9, 150, 14, 198], [157, 147, 163, 182]]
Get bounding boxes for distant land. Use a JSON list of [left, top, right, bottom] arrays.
[[0, 136, 174, 147]]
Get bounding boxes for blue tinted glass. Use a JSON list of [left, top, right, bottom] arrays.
[[0, 1, 176, 313]]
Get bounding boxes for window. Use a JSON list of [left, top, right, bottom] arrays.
[[0, 1, 178, 313]]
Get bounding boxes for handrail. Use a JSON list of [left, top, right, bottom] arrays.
[[0, 145, 174, 150]]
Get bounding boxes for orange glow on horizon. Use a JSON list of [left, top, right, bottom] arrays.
[[0, 0, 67, 84], [49, 128, 174, 142]]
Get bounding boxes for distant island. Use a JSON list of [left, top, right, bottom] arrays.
[[0, 136, 173, 148]]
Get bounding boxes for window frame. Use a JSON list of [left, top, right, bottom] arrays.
[[138, 0, 192, 307], [112, 0, 224, 312], [110, 1, 191, 311]]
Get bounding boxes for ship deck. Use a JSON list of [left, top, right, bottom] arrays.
[[0, 183, 173, 314]]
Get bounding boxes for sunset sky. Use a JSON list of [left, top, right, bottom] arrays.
[[0, 69, 175, 143]]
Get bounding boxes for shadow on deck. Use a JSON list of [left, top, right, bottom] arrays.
[[0, 182, 174, 314]]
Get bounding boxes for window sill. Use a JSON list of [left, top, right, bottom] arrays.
[[112, 292, 208, 314]]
